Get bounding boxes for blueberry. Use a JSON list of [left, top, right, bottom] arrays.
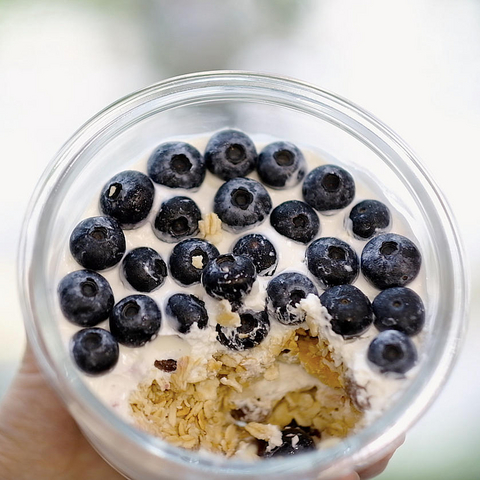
[[166, 293, 208, 334], [257, 141, 307, 189], [303, 165, 355, 213], [71, 327, 119, 375], [153, 196, 202, 243], [213, 177, 272, 232], [305, 237, 359, 288], [270, 200, 320, 244], [58, 270, 114, 327], [70, 216, 126, 270], [232, 234, 278, 276], [147, 142, 206, 189], [320, 284, 373, 337], [373, 287, 425, 336], [109, 295, 162, 347], [367, 330, 418, 374], [121, 247, 167, 293], [361, 233, 421, 289], [169, 238, 220, 286], [348, 199, 391, 239], [266, 272, 318, 325], [261, 426, 315, 457], [205, 130, 257, 180], [202, 254, 257, 304], [99, 170, 154, 229], [216, 310, 270, 350]]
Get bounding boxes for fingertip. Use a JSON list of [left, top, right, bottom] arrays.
[[338, 473, 360, 480], [18, 339, 40, 375]]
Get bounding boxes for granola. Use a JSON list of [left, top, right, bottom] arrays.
[[129, 326, 362, 457]]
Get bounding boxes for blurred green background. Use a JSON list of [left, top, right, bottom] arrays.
[[1, 1, 479, 478]]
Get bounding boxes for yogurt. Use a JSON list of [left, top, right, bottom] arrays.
[[56, 133, 425, 455]]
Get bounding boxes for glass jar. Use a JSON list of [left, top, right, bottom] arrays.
[[18, 71, 467, 480]]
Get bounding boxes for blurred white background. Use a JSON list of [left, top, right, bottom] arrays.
[[1, 1, 479, 478]]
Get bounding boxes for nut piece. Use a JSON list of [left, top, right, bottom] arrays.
[[216, 299, 241, 328], [191, 255, 204, 269], [196, 378, 220, 401], [263, 364, 279, 381], [199, 212, 223, 244], [245, 422, 282, 447], [220, 376, 243, 393]]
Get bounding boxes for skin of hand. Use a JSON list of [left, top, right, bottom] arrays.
[[0, 343, 400, 480], [0, 342, 124, 480]]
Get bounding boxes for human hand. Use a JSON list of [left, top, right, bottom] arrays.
[[330, 432, 403, 480], [0, 342, 124, 480], [0, 342, 400, 480], [339, 442, 401, 480]]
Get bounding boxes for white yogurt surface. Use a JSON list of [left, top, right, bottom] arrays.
[[56, 134, 425, 430]]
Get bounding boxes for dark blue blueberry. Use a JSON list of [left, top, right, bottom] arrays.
[[270, 200, 320, 244], [109, 295, 162, 347], [169, 238, 220, 286], [205, 130, 257, 180], [257, 141, 307, 189], [70, 216, 126, 270], [232, 234, 278, 276], [266, 272, 318, 325], [348, 199, 391, 239], [99, 170, 154, 229], [153, 196, 202, 243], [213, 177, 272, 232], [303, 165, 355, 213], [305, 237, 359, 288], [373, 287, 425, 336], [121, 247, 167, 293], [320, 284, 373, 337], [166, 293, 208, 334], [367, 330, 418, 374], [71, 327, 119, 375], [361, 233, 422, 289], [58, 270, 114, 327], [147, 142, 206, 189], [261, 426, 316, 458], [202, 254, 257, 304], [216, 310, 270, 351]]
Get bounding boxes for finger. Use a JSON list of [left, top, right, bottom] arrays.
[[357, 454, 392, 479], [356, 436, 405, 480], [336, 472, 360, 480], [18, 340, 41, 375]]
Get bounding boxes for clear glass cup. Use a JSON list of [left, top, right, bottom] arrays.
[[18, 71, 467, 480]]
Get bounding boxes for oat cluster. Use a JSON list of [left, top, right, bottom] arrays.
[[198, 212, 223, 244], [129, 328, 362, 456]]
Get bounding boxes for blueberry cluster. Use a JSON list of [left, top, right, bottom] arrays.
[[260, 422, 316, 458], [60, 130, 425, 399]]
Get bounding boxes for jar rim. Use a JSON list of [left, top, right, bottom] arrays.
[[17, 70, 468, 476]]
